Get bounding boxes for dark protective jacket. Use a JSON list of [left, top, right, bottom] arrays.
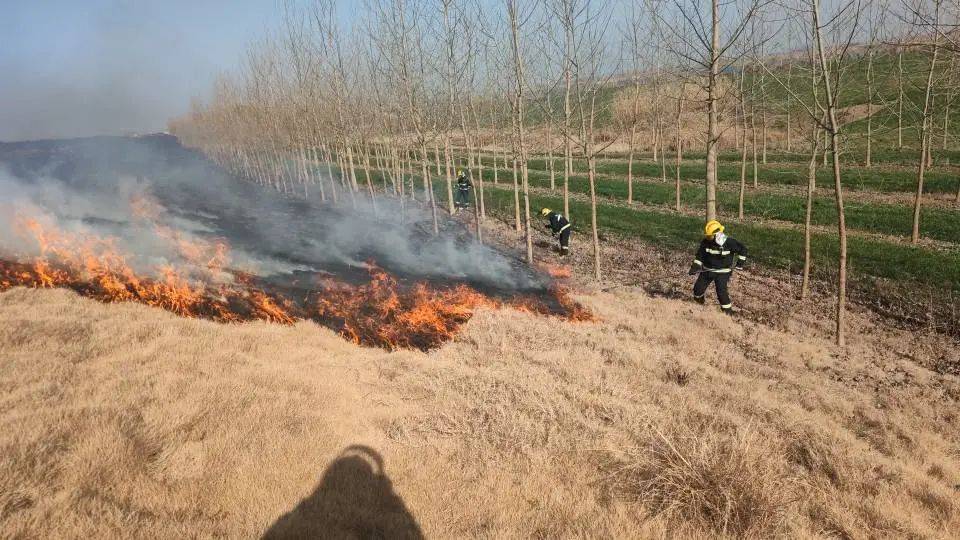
[[545, 212, 571, 234], [457, 175, 472, 191], [691, 237, 748, 274]]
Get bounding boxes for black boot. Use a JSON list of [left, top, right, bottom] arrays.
[[721, 306, 734, 316], [694, 296, 705, 305]]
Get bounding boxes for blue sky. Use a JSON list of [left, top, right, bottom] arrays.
[[0, 0, 284, 141]]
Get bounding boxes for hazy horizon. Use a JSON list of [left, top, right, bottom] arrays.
[[0, 0, 283, 142]]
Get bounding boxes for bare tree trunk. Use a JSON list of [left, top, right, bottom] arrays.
[[898, 46, 904, 150], [627, 120, 637, 205], [739, 69, 748, 219], [562, 2, 573, 218], [945, 55, 957, 153], [443, 137, 455, 213], [472, 180, 484, 244], [475, 156, 486, 220], [675, 91, 683, 211], [759, 65, 767, 163], [512, 155, 522, 233], [362, 144, 378, 216], [468, 98, 487, 221], [812, 0, 847, 347], [508, 0, 532, 263], [822, 128, 828, 167], [704, 0, 720, 222], [943, 99, 951, 150], [420, 144, 439, 234], [341, 148, 357, 208], [913, 20, 941, 244], [588, 155, 600, 279], [652, 121, 659, 162], [400, 150, 413, 202], [786, 62, 793, 153], [801, 126, 819, 300], [626, 71, 641, 205], [323, 144, 339, 204], [654, 76, 665, 183], [298, 145, 310, 199], [828, 128, 847, 347], [866, 50, 874, 167], [310, 145, 326, 202], [346, 145, 360, 193], [751, 83, 759, 187], [547, 118, 556, 190], [659, 117, 667, 183]]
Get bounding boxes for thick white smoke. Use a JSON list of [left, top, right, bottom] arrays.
[[0, 136, 547, 292]]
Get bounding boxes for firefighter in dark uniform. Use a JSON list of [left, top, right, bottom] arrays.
[[540, 207, 571, 255], [455, 169, 472, 210], [688, 220, 748, 315]]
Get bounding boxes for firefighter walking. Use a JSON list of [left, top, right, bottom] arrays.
[[455, 170, 472, 210], [540, 208, 571, 255], [688, 220, 747, 315]]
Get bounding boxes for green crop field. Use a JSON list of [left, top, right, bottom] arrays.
[[512, 156, 960, 194], [467, 167, 960, 244], [470, 184, 960, 293]]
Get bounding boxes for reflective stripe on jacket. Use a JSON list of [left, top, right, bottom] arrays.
[[692, 236, 747, 273], [547, 212, 570, 233]]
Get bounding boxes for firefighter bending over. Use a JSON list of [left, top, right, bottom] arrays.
[[455, 170, 472, 210], [540, 207, 571, 255], [688, 220, 748, 315]]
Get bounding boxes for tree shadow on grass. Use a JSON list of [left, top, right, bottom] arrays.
[[262, 445, 423, 540]]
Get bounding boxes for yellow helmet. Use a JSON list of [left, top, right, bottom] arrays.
[[457, 169, 464, 176], [540, 207, 552, 217], [704, 220, 724, 237]]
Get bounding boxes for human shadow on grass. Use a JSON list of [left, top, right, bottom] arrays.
[[262, 445, 424, 540]]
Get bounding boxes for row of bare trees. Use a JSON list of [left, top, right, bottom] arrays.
[[171, 0, 959, 346], [172, 0, 630, 279]]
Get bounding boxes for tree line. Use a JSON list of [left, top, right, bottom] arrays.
[[170, 0, 960, 346]]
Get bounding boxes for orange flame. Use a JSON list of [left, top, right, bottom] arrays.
[[1, 214, 592, 350]]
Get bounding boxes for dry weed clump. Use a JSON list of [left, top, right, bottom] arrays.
[[608, 412, 794, 538], [663, 362, 692, 386]]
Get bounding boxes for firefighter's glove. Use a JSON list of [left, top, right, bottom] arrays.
[[688, 263, 700, 276]]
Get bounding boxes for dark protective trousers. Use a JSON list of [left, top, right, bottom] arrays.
[[456, 189, 471, 207], [693, 271, 732, 309], [558, 228, 571, 253]]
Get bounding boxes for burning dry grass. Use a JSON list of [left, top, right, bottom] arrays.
[[0, 209, 589, 352], [1, 279, 958, 537]]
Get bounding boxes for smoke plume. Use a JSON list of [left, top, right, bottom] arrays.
[[0, 135, 545, 293]]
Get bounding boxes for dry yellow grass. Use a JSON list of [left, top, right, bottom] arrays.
[[1, 277, 958, 538]]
